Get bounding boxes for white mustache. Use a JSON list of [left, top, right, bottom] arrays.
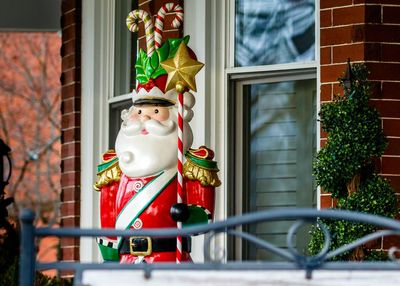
[[121, 120, 142, 136], [121, 119, 176, 137], [145, 119, 175, 135]]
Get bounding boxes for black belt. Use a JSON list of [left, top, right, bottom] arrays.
[[119, 236, 191, 256]]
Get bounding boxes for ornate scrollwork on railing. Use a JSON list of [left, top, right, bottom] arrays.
[[286, 219, 331, 277], [389, 247, 400, 262], [19, 208, 400, 286], [198, 212, 400, 279], [203, 231, 227, 263], [201, 209, 400, 266]]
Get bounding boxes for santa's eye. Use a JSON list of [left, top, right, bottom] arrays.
[[154, 109, 159, 114], [138, 110, 142, 115]]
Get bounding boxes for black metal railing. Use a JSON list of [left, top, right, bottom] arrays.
[[19, 208, 400, 286]]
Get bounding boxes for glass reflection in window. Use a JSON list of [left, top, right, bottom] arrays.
[[235, 0, 315, 67]]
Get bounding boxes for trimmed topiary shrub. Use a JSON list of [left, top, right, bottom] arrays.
[[308, 62, 398, 260]]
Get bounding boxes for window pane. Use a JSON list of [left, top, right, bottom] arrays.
[[114, 0, 137, 95], [241, 79, 316, 260], [235, 0, 315, 67]]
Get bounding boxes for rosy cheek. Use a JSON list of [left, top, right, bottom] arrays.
[[155, 110, 169, 121], [159, 110, 169, 121], [129, 113, 140, 121]]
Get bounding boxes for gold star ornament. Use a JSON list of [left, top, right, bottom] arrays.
[[160, 42, 204, 92]]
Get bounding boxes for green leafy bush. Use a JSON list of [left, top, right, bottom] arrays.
[[308, 63, 398, 260], [313, 64, 387, 197]]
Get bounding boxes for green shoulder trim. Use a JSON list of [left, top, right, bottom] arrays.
[[185, 152, 218, 170], [97, 157, 119, 173]]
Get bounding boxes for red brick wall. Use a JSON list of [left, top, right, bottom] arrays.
[[60, 0, 82, 263], [320, 0, 400, 249]]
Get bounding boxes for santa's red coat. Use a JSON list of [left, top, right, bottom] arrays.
[[101, 172, 191, 263]]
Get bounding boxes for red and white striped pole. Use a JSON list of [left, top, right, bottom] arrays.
[[176, 83, 185, 264], [160, 43, 204, 264]]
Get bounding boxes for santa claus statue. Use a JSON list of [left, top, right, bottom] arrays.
[[93, 4, 220, 264]]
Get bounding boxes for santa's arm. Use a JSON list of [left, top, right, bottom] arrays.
[[94, 150, 121, 261], [180, 146, 221, 226]]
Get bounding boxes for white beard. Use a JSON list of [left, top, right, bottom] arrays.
[[115, 110, 193, 178]]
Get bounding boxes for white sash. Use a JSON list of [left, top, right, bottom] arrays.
[[115, 168, 177, 247]]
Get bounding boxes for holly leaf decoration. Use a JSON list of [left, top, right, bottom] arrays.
[[134, 36, 192, 84], [135, 49, 150, 84], [167, 35, 190, 58], [152, 41, 170, 79], [152, 36, 191, 79], [157, 40, 170, 62], [152, 65, 168, 79], [145, 59, 154, 79], [150, 52, 159, 70]]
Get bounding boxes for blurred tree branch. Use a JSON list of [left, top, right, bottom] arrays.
[[0, 33, 61, 227]]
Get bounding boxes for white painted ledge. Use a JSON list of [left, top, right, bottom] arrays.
[[82, 270, 400, 286]]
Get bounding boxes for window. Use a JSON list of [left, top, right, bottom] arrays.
[[235, 0, 315, 67], [109, 0, 137, 148], [228, 0, 317, 261]]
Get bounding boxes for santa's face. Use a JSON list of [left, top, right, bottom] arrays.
[[115, 105, 193, 178]]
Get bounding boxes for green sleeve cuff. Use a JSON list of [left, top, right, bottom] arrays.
[[98, 244, 119, 261], [183, 205, 211, 227]]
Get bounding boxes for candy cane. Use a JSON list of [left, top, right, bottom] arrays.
[[155, 3, 184, 48], [126, 9, 155, 57], [176, 90, 184, 264]]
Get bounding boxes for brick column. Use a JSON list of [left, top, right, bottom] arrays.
[[60, 0, 81, 263], [320, 0, 400, 250]]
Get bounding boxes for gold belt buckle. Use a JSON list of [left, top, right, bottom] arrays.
[[129, 236, 152, 256]]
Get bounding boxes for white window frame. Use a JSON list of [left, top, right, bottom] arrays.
[[225, 0, 320, 260], [81, 0, 115, 262], [197, 0, 321, 260]]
